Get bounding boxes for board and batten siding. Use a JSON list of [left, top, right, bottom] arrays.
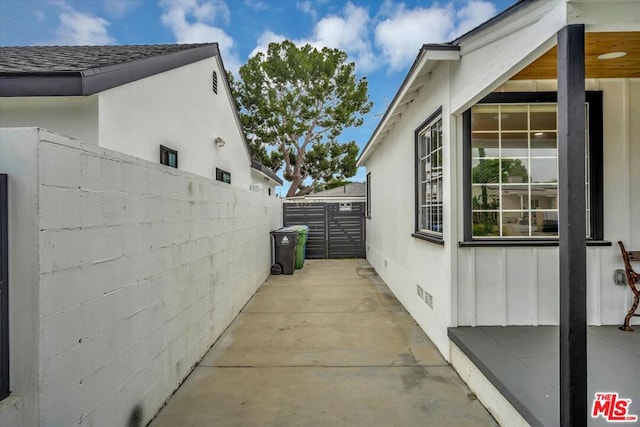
[[456, 78, 640, 327]]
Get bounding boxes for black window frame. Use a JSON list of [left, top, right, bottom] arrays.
[[461, 91, 605, 247], [0, 173, 9, 401], [160, 145, 178, 169], [216, 168, 231, 184], [413, 106, 445, 245], [366, 172, 371, 219]]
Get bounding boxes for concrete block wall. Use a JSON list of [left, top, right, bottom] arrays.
[[0, 128, 282, 426]]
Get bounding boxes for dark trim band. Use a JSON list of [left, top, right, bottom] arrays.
[[412, 233, 445, 245]]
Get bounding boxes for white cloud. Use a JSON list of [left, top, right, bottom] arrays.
[[296, 1, 316, 20], [251, 2, 376, 73], [375, 4, 455, 71], [249, 30, 287, 58], [244, 0, 268, 11], [34, 10, 47, 23], [47, 1, 115, 45], [451, 0, 497, 39], [160, 0, 240, 72], [103, 0, 141, 17], [249, 0, 500, 74], [313, 3, 376, 71], [53, 7, 115, 45]]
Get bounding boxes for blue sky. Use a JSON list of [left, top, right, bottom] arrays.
[[0, 0, 515, 193]]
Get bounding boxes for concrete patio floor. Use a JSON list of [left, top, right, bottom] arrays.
[[150, 259, 498, 427]]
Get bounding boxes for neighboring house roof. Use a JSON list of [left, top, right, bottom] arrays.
[[287, 182, 366, 200], [356, 0, 534, 166], [310, 182, 366, 198], [251, 159, 283, 185], [0, 43, 219, 96]]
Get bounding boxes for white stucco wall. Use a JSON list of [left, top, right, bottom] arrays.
[[249, 169, 278, 196], [0, 55, 260, 192], [0, 128, 282, 427], [364, 62, 455, 359], [98, 57, 254, 189], [0, 97, 99, 145]]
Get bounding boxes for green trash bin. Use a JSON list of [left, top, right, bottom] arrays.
[[282, 225, 309, 269]]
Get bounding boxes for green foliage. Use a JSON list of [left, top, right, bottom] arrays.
[[230, 40, 372, 197], [470, 148, 529, 236], [314, 178, 353, 192]]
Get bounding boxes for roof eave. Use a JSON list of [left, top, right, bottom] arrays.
[[251, 160, 283, 185], [357, 45, 459, 166], [451, 0, 531, 45]]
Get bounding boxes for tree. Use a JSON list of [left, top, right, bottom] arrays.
[[230, 40, 372, 197]]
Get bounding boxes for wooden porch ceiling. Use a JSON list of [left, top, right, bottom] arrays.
[[512, 32, 640, 79]]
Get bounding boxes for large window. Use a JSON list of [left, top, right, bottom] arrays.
[[415, 108, 443, 241], [463, 92, 603, 242]]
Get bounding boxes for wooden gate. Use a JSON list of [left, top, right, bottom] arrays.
[[283, 202, 365, 259]]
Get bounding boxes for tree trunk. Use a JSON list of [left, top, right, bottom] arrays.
[[287, 177, 302, 198]]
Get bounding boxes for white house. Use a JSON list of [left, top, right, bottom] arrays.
[[358, 0, 639, 425], [0, 43, 282, 192]]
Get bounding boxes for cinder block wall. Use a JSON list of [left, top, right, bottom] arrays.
[[0, 128, 282, 426]]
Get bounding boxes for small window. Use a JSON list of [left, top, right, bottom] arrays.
[[366, 172, 371, 218], [216, 168, 231, 184], [212, 71, 218, 94], [160, 145, 178, 168], [415, 108, 444, 241]]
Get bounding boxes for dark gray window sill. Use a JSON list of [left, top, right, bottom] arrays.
[[412, 233, 445, 245], [458, 239, 611, 248]]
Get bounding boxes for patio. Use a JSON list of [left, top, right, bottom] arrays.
[[448, 326, 640, 427], [150, 259, 498, 426]]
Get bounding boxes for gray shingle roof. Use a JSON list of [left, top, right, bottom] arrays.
[[0, 43, 215, 73], [0, 43, 219, 96]]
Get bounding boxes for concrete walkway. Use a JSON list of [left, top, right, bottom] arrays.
[[150, 259, 497, 426]]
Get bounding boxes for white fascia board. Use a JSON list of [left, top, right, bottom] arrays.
[[356, 51, 428, 167], [424, 49, 461, 61], [451, 0, 568, 114], [357, 48, 459, 166], [567, 0, 640, 29]]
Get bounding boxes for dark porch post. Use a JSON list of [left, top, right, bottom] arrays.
[[557, 24, 587, 427]]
